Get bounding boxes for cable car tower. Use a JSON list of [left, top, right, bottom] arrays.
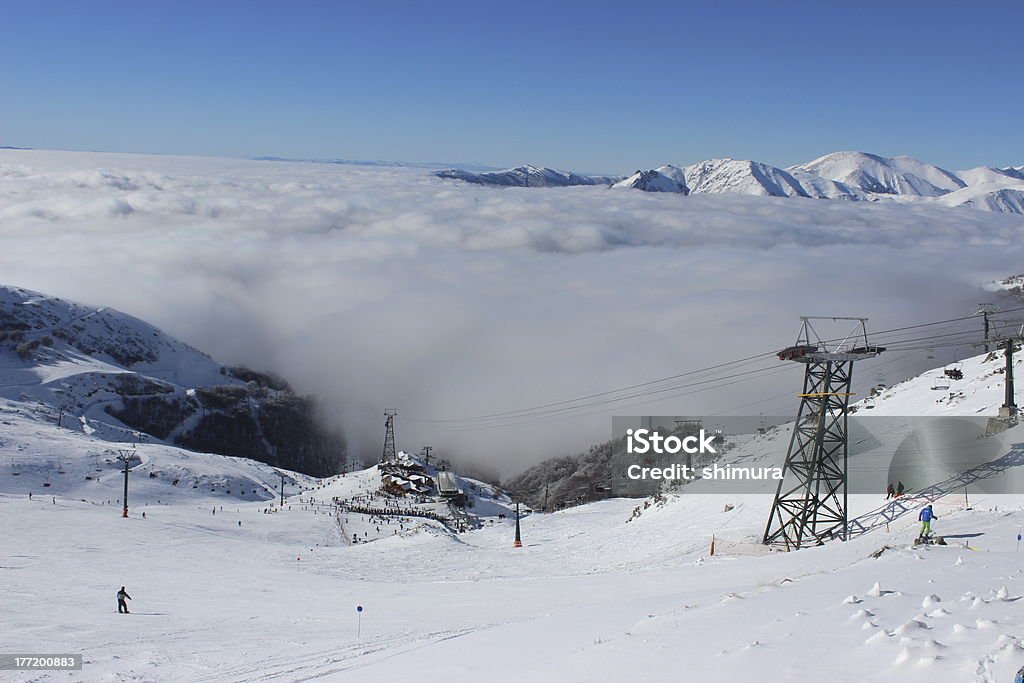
[[381, 410, 397, 464], [763, 317, 884, 550]]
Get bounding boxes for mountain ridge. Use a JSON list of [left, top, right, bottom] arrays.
[[436, 152, 1024, 214]]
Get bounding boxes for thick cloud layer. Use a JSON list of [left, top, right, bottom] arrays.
[[2, 150, 1022, 477]]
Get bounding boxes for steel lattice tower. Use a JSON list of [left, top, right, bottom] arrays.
[[381, 410, 397, 464], [763, 318, 883, 550]]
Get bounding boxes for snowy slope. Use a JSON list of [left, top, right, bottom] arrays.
[[853, 348, 1010, 416], [3, 397, 1024, 682], [792, 151, 966, 197], [0, 285, 345, 475], [786, 167, 865, 200], [3, 350, 1024, 681], [0, 285, 224, 389]]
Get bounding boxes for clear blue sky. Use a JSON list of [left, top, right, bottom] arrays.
[[2, 0, 1021, 173]]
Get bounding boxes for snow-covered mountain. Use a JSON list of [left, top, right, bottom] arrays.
[[0, 285, 345, 476], [683, 159, 807, 197], [435, 165, 618, 187], [613, 160, 862, 199], [957, 166, 1024, 187], [611, 168, 687, 193], [940, 166, 1024, 214], [432, 152, 1024, 213], [791, 151, 966, 197], [938, 185, 1024, 214]]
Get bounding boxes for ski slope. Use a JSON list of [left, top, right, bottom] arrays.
[[3, 383, 1024, 681]]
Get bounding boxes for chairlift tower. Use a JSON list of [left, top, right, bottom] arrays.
[[116, 449, 136, 518], [975, 304, 999, 354], [381, 410, 398, 464], [763, 317, 883, 550]]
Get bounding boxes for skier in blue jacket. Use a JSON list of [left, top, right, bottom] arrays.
[[918, 505, 937, 538]]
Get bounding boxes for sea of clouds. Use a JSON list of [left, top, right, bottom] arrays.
[[2, 149, 1022, 477]]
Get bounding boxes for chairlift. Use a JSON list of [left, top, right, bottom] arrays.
[[926, 346, 936, 360], [944, 349, 964, 380], [932, 377, 950, 391], [864, 397, 876, 410]]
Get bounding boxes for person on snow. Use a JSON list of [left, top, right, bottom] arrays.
[[885, 483, 895, 500], [918, 504, 937, 538], [117, 586, 132, 613], [896, 481, 905, 497]]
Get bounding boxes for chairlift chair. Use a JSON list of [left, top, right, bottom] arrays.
[[932, 376, 950, 391], [944, 350, 964, 380]]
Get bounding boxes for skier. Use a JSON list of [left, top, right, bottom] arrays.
[[885, 483, 895, 500], [896, 481, 905, 497], [918, 504, 937, 539], [117, 586, 132, 613]]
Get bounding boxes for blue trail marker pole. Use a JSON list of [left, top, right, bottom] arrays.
[[1017, 531, 1021, 553], [356, 605, 363, 638]]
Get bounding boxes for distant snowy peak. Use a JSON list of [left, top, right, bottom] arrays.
[[611, 169, 687, 193], [939, 185, 1024, 215], [681, 158, 804, 198], [791, 151, 965, 197], [435, 165, 617, 188], [957, 166, 1024, 187]]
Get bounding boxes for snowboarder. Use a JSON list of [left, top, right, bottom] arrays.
[[117, 586, 132, 613], [918, 504, 937, 539], [896, 481, 905, 497], [885, 483, 895, 500]]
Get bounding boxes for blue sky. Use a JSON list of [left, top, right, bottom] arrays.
[[2, 1, 1021, 173]]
